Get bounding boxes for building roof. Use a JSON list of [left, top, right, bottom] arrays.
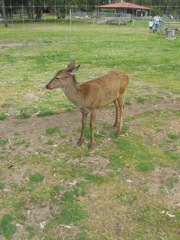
[[97, 2, 153, 11]]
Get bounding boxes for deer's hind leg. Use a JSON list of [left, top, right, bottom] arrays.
[[89, 109, 97, 149], [116, 92, 125, 136]]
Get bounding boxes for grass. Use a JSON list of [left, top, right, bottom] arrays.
[[0, 215, 16, 240], [1, 20, 180, 118], [29, 173, 45, 183], [0, 139, 8, 146], [168, 133, 179, 139], [56, 202, 87, 225], [0, 18, 180, 239], [0, 113, 8, 120]]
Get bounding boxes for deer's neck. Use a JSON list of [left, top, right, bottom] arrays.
[[62, 77, 81, 106]]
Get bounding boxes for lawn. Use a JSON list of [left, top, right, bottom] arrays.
[[0, 19, 180, 240]]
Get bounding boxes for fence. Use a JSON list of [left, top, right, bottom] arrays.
[[1, 2, 180, 25]]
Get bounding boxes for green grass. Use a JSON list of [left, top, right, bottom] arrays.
[[56, 202, 87, 225], [168, 133, 179, 140], [25, 226, 36, 239], [107, 153, 125, 169], [165, 176, 179, 189], [136, 161, 155, 172], [0, 139, 8, 146], [0, 19, 180, 240], [37, 109, 55, 117], [1, 20, 180, 118], [0, 113, 8, 120], [0, 215, 17, 240], [45, 127, 66, 136], [29, 173, 44, 183], [16, 111, 31, 119], [46, 127, 60, 135]]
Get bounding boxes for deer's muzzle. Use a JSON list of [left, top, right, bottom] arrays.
[[46, 84, 52, 89]]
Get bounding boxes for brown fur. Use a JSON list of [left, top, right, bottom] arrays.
[[46, 60, 129, 148]]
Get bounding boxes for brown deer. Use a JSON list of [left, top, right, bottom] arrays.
[[46, 60, 129, 149]]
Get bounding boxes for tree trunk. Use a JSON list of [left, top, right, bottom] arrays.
[[1, 0, 8, 27], [35, 7, 42, 20], [27, 1, 34, 21]]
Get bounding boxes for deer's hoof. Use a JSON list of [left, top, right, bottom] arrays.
[[115, 132, 120, 138], [77, 139, 84, 146], [88, 141, 95, 150], [115, 130, 125, 137], [88, 145, 94, 150]]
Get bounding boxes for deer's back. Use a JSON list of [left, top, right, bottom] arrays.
[[81, 70, 128, 86], [79, 71, 129, 108], [80, 71, 128, 93]]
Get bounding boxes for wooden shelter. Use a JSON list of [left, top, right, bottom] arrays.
[[97, 2, 153, 17]]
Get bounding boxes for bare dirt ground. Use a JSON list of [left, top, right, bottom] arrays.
[[0, 100, 180, 239], [0, 100, 179, 156]]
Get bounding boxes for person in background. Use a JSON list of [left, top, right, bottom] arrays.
[[154, 13, 161, 32], [148, 19, 153, 33]]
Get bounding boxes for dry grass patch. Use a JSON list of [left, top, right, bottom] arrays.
[[83, 174, 180, 240]]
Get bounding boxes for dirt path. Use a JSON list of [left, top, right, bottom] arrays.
[[0, 101, 179, 157], [0, 102, 179, 154]]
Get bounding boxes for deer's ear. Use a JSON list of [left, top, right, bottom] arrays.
[[67, 65, 80, 75], [67, 60, 75, 69]]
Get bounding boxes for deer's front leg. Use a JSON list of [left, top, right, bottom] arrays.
[[113, 99, 120, 128], [77, 110, 88, 146], [89, 109, 97, 149]]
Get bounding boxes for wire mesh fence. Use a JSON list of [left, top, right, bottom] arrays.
[[0, 1, 180, 24]]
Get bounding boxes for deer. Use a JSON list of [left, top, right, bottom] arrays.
[[46, 60, 129, 149]]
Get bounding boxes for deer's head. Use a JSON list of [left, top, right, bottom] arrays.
[[46, 60, 80, 90]]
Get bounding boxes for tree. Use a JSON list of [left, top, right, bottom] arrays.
[[1, 0, 8, 27], [1, 0, 179, 21]]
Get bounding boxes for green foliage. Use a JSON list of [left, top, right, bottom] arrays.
[[165, 176, 178, 189], [26, 226, 36, 239], [125, 97, 132, 105], [0, 139, 8, 146], [106, 153, 125, 170], [0, 182, 4, 190], [14, 139, 30, 147], [0, 214, 16, 240], [29, 173, 44, 183], [166, 151, 180, 162], [45, 140, 54, 145], [16, 111, 31, 119], [136, 161, 155, 172], [56, 202, 87, 225], [116, 192, 137, 206], [168, 133, 179, 140], [37, 110, 55, 117], [75, 234, 87, 240], [61, 181, 88, 202], [46, 128, 59, 135], [135, 96, 148, 104], [45, 127, 66, 137], [111, 137, 158, 171], [53, 185, 66, 192], [81, 172, 109, 185], [0, 113, 8, 120], [61, 188, 79, 202]]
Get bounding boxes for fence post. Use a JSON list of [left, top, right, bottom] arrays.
[[70, 8, 72, 33]]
